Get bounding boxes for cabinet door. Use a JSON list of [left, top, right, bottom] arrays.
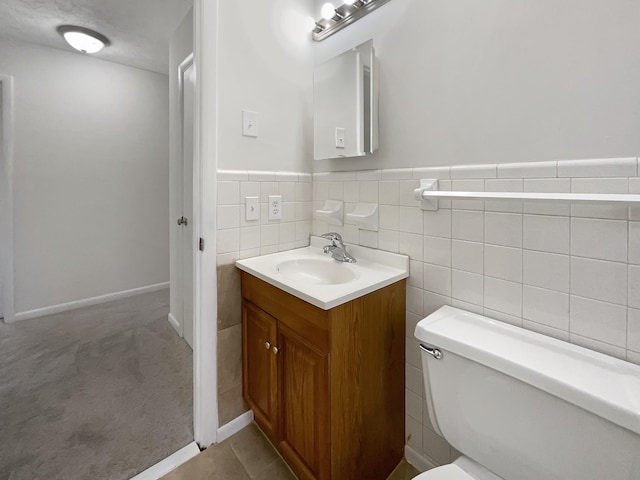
[[242, 301, 278, 440], [277, 324, 330, 480]]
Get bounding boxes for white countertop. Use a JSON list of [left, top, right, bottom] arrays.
[[235, 237, 409, 310]]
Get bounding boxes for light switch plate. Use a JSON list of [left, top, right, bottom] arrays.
[[242, 110, 258, 137], [268, 195, 282, 220], [245, 196, 259, 221], [335, 127, 345, 148]]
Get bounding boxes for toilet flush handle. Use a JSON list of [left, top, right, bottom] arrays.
[[419, 344, 443, 360]]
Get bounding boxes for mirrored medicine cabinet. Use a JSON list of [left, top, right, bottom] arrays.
[[313, 39, 379, 160]]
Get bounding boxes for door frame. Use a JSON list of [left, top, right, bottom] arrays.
[[0, 75, 15, 323], [192, 0, 219, 448]]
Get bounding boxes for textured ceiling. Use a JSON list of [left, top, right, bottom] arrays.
[[0, 0, 193, 74]]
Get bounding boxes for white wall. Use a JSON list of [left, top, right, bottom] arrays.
[[0, 39, 169, 315], [169, 9, 194, 332], [313, 0, 640, 172], [216, 0, 314, 173]]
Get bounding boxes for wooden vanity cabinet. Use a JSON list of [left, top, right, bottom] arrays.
[[243, 301, 279, 440], [241, 271, 406, 480]]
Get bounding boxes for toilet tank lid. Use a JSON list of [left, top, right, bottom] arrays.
[[415, 306, 640, 436]]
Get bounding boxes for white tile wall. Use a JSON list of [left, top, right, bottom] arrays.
[[628, 308, 640, 352], [423, 236, 451, 267], [216, 170, 312, 265], [484, 244, 522, 282], [522, 285, 569, 330], [310, 157, 640, 468], [484, 276, 522, 317], [630, 222, 640, 265], [523, 250, 570, 293], [451, 270, 483, 306], [569, 296, 627, 348], [557, 157, 637, 178], [498, 160, 557, 178], [523, 214, 570, 254], [451, 210, 483, 242], [485, 212, 522, 247], [451, 240, 483, 274], [570, 257, 627, 305], [424, 264, 451, 297], [570, 218, 627, 262]]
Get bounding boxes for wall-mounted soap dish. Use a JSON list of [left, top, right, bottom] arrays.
[[345, 203, 378, 231], [315, 200, 344, 225]]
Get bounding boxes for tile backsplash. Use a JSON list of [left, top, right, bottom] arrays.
[[216, 170, 313, 266], [311, 157, 640, 467]]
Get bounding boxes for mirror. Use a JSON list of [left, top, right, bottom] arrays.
[[313, 39, 378, 160]]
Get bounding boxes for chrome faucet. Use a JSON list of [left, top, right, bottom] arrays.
[[320, 232, 357, 263]]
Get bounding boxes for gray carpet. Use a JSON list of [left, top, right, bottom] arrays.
[[0, 289, 193, 480]]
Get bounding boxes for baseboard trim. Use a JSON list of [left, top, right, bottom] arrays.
[[129, 441, 200, 480], [216, 410, 254, 443], [10, 282, 170, 323], [405, 445, 438, 473], [167, 312, 182, 336]]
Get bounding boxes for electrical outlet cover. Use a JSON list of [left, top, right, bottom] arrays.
[[268, 195, 282, 220]]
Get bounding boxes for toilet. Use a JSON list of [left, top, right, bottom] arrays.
[[413, 306, 640, 480]]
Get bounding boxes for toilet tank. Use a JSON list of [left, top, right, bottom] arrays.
[[415, 306, 640, 480]]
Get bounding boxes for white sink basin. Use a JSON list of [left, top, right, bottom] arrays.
[[276, 258, 357, 285], [235, 236, 409, 310]]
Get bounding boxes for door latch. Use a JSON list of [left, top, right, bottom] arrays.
[[177, 216, 188, 226]]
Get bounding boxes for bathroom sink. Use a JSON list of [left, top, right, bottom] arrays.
[[235, 236, 409, 310], [275, 258, 356, 285]]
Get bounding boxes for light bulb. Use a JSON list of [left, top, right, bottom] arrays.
[[321, 2, 336, 20], [63, 31, 105, 53]]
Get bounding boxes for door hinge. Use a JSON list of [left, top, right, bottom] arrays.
[[199, 237, 205, 252]]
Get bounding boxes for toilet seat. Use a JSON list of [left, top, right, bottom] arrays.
[[414, 464, 476, 480]]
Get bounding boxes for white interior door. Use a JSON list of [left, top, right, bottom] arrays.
[[0, 83, 5, 320], [181, 61, 195, 348], [0, 187, 4, 317], [0, 75, 14, 323]]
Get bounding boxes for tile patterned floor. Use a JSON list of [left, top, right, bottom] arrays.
[[163, 422, 420, 480]]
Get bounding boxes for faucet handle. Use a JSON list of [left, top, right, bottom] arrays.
[[320, 232, 343, 243]]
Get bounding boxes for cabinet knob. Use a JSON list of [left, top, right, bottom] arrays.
[[272, 346, 279, 355], [265, 341, 271, 350]]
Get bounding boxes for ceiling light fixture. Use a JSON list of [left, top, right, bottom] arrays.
[[311, 0, 392, 41], [57, 25, 110, 54]]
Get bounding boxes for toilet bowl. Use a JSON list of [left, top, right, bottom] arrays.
[[414, 456, 502, 480], [414, 306, 640, 480]]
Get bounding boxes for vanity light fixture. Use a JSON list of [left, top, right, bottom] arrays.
[[311, 0, 392, 41], [57, 25, 110, 54]]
